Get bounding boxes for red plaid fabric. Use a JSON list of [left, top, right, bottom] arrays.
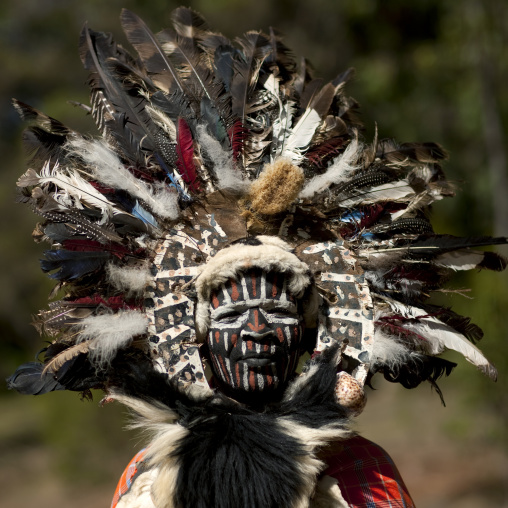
[[323, 436, 415, 507], [110, 448, 147, 508]]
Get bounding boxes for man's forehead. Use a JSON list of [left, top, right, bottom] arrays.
[[210, 269, 296, 309]]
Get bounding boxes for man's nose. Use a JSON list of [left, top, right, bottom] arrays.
[[243, 308, 271, 336]]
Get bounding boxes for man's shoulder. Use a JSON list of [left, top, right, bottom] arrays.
[[322, 436, 416, 508]]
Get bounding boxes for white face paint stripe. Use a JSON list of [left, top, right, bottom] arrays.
[[284, 325, 292, 347], [224, 357, 234, 386], [223, 330, 229, 351], [221, 283, 232, 304], [257, 372, 264, 390], [280, 277, 289, 302], [242, 362, 248, 390], [240, 275, 249, 300], [260, 272, 267, 300]]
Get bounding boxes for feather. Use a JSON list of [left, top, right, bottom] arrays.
[[170, 6, 209, 39], [12, 99, 74, 136], [332, 179, 415, 209], [271, 99, 297, 161], [66, 138, 179, 220], [377, 139, 448, 165], [7, 362, 65, 395], [281, 107, 322, 162], [120, 9, 186, 95], [19, 162, 117, 222], [106, 262, 152, 294], [281, 81, 337, 162], [299, 138, 361, 198], [43, 342, 91, 374], [79, 26, 156, 156], [25, 186, 124, 243], [230, 31, 271, 125], [381, 297, 497, 380], [196, 125, 247, 192], [434, 249, 507, 271], [40, 249, 111, 281], [176, 118, 200, 192], [267, 27, 298, 84], [75, 310, 149, 366]]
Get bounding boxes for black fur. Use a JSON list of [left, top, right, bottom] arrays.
[[109, 344, 349, 508], [173, 409, 306, 508]]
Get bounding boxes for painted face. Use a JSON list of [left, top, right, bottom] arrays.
[[207, 269, 304, 397]]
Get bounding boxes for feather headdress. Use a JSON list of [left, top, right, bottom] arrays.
[[9, 5, 506, 400], [7, 7, 507, 506]]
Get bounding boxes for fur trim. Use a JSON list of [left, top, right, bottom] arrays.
[[194, 237, 315, 341], [112, 344, 350, 508], [310, 475, 349, 507]]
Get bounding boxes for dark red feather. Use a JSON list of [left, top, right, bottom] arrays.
[[176, 118, 200, 192]]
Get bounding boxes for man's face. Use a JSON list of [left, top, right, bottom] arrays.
[[207, 269, 304, 396]]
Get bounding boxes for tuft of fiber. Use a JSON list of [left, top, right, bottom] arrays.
[[75, 310, 149, 367], [249, 158, 305, 215]]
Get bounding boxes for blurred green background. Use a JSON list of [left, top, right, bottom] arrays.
[[1, 1, 507, 507]]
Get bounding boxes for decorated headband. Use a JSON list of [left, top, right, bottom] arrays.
[[8, 7, 506, 406]]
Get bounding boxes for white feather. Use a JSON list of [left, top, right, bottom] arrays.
[[66, 138, 180, 220], [106, 262, 153, 294], [371, 328, 411, 370], [338, 179, 414, 208], [381, 297, 497, 380], [299, 139, 361, 199], [36, 161, 116, 222], [433, 250, 486, 271], [76, 310, 149, 366], [282, 108, 322, 162], [196, 125, 249, 192]]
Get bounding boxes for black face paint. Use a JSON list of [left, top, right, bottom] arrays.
[[207, 269, 304, 397]]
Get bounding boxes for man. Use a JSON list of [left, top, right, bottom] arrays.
[[8, 7, 503, 508], [110, 238, 414, 508]]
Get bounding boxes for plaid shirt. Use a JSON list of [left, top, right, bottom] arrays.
[[111, 437, 414, 508], [323, 436, 415, 507]]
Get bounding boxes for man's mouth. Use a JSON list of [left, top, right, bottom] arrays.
[[242, 357, 272, 367], [239, 351, 275, 367]]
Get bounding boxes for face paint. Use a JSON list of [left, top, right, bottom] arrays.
[[207, 269, 304, 396]]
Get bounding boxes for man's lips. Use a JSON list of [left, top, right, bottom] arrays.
[[237, 351, 276, 367], [242, 357, 272, 367]]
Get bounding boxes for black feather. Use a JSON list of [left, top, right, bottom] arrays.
[[6, 362, 65, 395], [40, 250, 110, 281]]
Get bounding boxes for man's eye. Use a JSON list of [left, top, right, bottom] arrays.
[[268, 308, 294, 316], [217, 312, 241, 322]]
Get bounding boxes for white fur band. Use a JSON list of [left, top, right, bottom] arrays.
[[193, 236, 317, 341]]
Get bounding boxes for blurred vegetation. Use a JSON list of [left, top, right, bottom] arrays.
[[1, 0, 507, 506]]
